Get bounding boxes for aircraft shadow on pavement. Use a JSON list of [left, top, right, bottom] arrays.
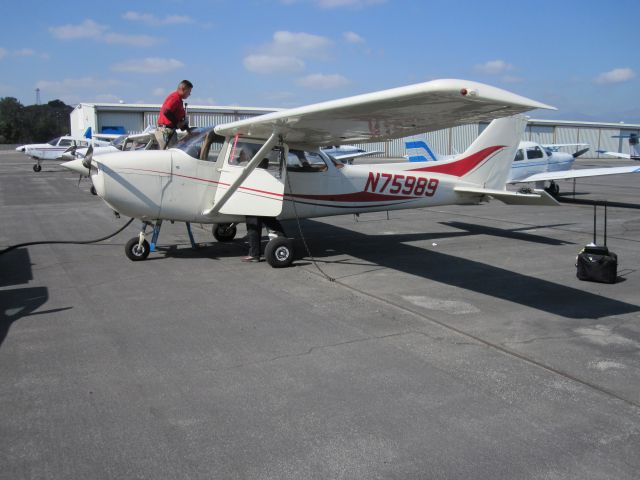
[[440, 221, 575, 246], [298, 219, 639, 319], [0, 287, 50, 347], [0, 247, 33, 288]]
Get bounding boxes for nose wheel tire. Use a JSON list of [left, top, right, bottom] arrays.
[[212, 223, 237, 242], [265, 237, 294, 268], [90, 185, 97, 196], [125, 237, 150, 261], [33, 164, 41, 172]]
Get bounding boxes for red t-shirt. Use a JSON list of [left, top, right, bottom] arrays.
[[158, 91, 185, 128]]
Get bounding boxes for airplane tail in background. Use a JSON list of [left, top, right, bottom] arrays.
[[629, 134, 640, 160], [405, 139, 439, 162], [407, 116, 527, 190]]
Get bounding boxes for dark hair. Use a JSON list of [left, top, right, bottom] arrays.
[[179, 80, 193, 89]]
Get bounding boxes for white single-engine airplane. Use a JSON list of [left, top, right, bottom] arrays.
[[407, 139, 640, 195], [597, 133, 640, 161], [63, 79, 558, 267], [17, 135, 112, 172]]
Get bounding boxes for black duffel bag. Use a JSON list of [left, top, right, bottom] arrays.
[[576, 245, 618, 284]]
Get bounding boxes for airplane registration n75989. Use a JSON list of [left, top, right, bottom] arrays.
[[364, 172, 439, 196]]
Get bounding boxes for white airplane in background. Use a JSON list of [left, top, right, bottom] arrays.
[[407, 139, 640, 196], [63, 79, 557, 267], [17, 134, 113, 172], [60, 126, 158, 162], [597, 133, 640, 161], [321, 145, 384, 164]]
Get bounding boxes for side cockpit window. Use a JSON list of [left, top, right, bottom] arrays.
[[526, 146, 544, 159]]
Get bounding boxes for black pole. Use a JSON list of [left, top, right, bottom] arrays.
[[593, 204, 597, 245]]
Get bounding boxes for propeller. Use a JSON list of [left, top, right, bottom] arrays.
[[81, 144, 94, 170], [573, 148, 590, 158]]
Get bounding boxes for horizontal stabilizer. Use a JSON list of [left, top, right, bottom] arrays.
[[454, 186, 559, 205]]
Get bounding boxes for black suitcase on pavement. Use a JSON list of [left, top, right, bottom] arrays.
[[576, 204, 617, 284]]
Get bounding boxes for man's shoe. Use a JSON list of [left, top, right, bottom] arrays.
[[241, 256, 260, 263]]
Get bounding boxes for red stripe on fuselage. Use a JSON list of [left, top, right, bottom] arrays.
[[408, 146, 505, 176], [287, 191, 414, 202]]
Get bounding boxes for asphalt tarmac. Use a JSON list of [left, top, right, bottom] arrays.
[[1, 148, 639, 479]]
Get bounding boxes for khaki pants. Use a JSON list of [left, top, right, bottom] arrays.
[[154, 126, 178, 150]]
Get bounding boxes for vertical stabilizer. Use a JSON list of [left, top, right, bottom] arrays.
[[408, 116, 527, 189], [629, 133, 640, 160]]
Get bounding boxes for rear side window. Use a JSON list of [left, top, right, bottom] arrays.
[[526, 146, 544, 159]]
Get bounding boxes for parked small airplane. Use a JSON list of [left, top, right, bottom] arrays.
[[407, 139, 640, 195], [17, 135, 112, 172], [60, 126, 157, 162], [597, 133, 640, 161], [321, 145, 384, 164], [63, 79, 558, 267]]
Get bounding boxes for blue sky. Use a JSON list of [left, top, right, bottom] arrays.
[[1, 0, 638, 122]]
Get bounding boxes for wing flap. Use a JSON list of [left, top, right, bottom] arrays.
[[215, 79, 554, 146]]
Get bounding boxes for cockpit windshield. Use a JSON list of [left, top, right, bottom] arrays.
[[111, 135, 128, 147], [47, 137, 61, 146], [175, 127, 225, 161]]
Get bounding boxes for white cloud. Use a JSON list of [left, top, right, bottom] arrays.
[[595, 68, 636, 85], [50, 18, 160, 47], [0, 47, 6, 60], [265, 31, 332, 59], [152, 87, 167, 97], [243, 54, 305, 74], [103, 33, 160, 47], [343, 31, 365, 44], [112, 58, 184, 74], [244, 31, 333, 75], [296, 73, 349, 89], [474, 59, 514, 75], [122, 11, 193, 26], [49, 19, 107, 40]]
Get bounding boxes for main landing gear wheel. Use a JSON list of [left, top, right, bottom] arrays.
[[212, 223, 237, 242], [125, 237, 150, 261], [33, 164, 41, 172], [265, 237, 294, 268], [546, 181, 560, 196]]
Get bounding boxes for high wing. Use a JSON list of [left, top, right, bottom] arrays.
[[597, 150, 631, 160], [510, 165, 640, 183], [214, 79, 555, 145], [542, 143, 589, 152]]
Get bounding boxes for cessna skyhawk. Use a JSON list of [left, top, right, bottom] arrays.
[[63, 79, 556, 267]]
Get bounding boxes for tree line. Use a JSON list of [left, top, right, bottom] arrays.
[[0, 97, 73, 144]]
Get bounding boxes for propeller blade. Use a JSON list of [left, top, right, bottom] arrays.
[[81, 144, 94, 169], [573, 148, 590, 158]]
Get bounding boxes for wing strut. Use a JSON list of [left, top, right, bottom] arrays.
[[202, 132, 279, 216]]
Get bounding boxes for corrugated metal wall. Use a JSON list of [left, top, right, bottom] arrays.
[[98, 112, 144, 134], [93, 106, 639, 159]]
